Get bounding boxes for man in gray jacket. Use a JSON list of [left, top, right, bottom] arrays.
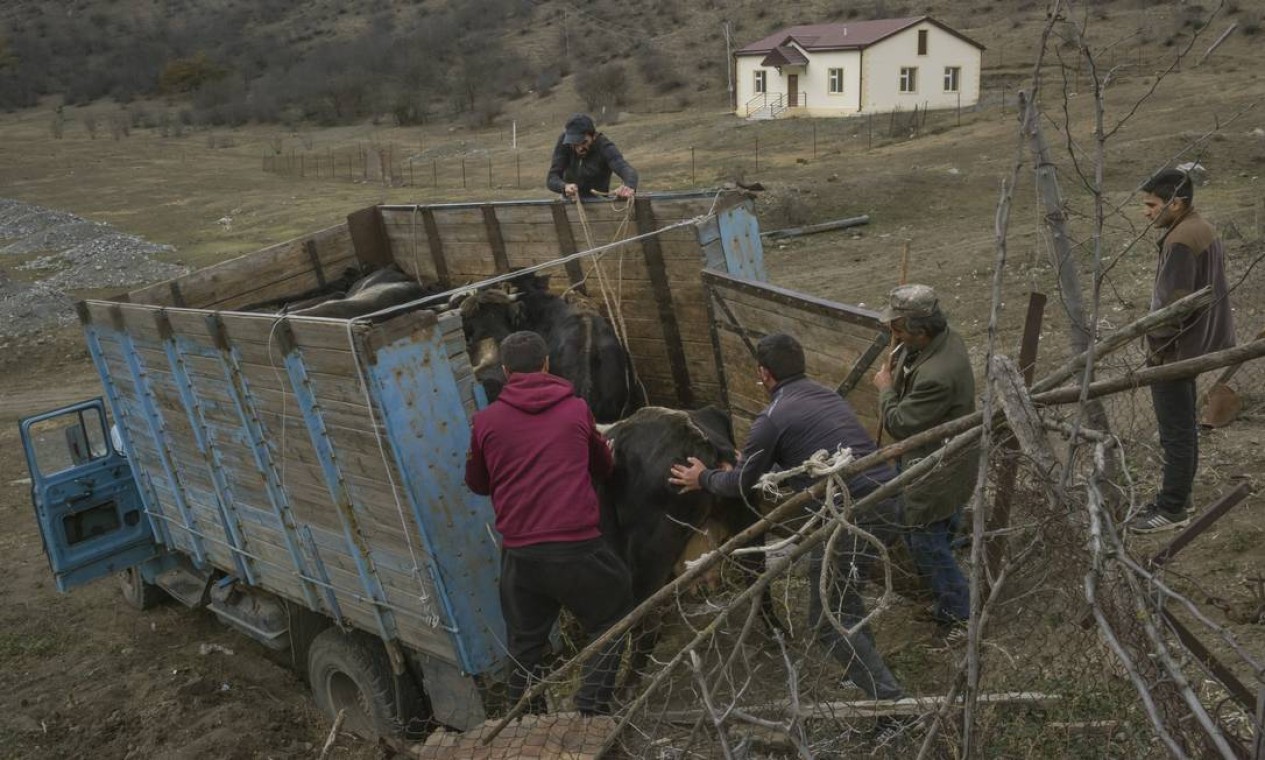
[[669, 333, 905, 701], [874, 285, 974, 628], [1129, 168, 1235, 533]]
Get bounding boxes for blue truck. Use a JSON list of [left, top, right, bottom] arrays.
[[19, 191, 886, 740]]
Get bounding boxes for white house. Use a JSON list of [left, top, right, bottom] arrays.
[[734, 17, 984, 119]]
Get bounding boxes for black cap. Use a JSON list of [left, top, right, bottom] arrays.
[[562, 113, 596, 145]]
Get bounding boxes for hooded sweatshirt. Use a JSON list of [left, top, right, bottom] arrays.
[[465, 372, 613, 548]]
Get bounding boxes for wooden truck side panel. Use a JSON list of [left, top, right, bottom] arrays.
[[80, 300, 466, 667]]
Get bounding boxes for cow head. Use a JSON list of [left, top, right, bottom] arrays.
[[454, 287, 523, 373]]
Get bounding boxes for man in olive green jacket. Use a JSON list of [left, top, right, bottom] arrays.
[[873, 284, 975, 626]]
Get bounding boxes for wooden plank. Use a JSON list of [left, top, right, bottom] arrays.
[[720, 289, 883, 343], [422, 207, 450, 285], [552, 203, 582, 295], [346, 205, 394, 269], [702, 269, 882, 331], [634, 198, 691, 406], [127, 224, 357, 309]]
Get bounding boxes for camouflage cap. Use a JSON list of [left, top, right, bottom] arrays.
[[880, 284, 939, 323]]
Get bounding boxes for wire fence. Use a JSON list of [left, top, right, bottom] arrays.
[[257, 91, 1045, 192]]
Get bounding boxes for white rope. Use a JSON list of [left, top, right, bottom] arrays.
[[573, 194, 648, 407], [692, 445, 896, 640], [755, 445, 855, 499]]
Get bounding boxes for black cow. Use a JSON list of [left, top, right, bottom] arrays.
[[289, 265, 443, 319], [598, 405, 778, 680], [240, 266, 364, 313], [454, 272, 642, 423]]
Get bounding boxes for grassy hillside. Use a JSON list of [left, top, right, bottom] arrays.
[[2, 0, 1258, 127]]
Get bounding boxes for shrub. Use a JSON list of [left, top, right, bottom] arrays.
[[574, 63, 628, 112], [159, 52, 228, 94], [535, 67, 561, 97]]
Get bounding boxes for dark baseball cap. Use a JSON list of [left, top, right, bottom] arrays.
[[562, 113, 596, 145]]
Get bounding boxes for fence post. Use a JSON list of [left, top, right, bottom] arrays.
[[433, 160, 438, 188], [868, 112, 873, 150], [516, 153, 521, 189], [755, 135, 759, 173], [409, 160, 414, 186], [461, 158, 467, 189], [691, 147, 696, 185], [488, 158, 493, 188], [958, 91, 962, 127], [812, 122, 817, 159]]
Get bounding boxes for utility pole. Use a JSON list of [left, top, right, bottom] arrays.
[[724, 21, 733, 104], [563, 9, 570, 59]]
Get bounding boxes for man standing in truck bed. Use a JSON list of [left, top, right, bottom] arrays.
[[546, 113, 638, 200]]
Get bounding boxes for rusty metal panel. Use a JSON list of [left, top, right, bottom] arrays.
[[715, 202, 767, 281], [357, 313, 505, 676]]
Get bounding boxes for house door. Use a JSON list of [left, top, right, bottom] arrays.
[[788, 74, 799, 107]]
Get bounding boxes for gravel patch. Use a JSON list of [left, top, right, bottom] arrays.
[[0, 270, 75, 338], [3, 219, 113, 256], [0, 204, 81, 241], [0, 198, 192, 338], [22, 232, 186, 290]]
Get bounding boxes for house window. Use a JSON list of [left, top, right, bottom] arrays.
[[918, 29, 928, 55], [828, 68, 844, 94], [754, 70, 767, 94], [944, 66, 961, 92], [899, 67, 918, 93]]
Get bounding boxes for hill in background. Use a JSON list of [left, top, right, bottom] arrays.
[[2, 0, 1257, 128]]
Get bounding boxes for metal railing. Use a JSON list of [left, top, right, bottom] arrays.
[[744, 92, 806, 119]]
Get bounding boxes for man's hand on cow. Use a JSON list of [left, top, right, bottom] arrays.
[[615, 185, 635, 199], [563, 183, 579, 199], [668, 456, 708, 493]]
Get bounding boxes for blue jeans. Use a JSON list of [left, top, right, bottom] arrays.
[[1151, 378, 1197, 515], [808, 496, 905, 700], [905, 514, 970, 624]]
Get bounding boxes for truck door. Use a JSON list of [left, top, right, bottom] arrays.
[[20, 398, 156, 591]]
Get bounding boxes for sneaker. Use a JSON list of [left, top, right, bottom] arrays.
[[1127, 505, 1191, 534]]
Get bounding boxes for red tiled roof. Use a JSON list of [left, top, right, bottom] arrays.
[[735, 16, 985, 55]]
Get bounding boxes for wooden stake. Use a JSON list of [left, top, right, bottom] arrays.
[[875, 241, 911, 446], [318, 709, 345, 760]]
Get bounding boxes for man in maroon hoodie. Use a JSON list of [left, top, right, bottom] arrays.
[[465, 330, 631, 715]]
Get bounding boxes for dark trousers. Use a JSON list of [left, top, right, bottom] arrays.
[[500, 538, 632, 714], [1151, 377, 1198, 514], [808, 496, 905, 700], [905, 512, 971, 624]]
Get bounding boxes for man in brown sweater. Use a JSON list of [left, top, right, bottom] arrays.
[[1129, 168, 1235, 533]]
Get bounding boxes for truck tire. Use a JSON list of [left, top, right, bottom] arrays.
[[307, 628, 419, 739], [118, 567, 165, 610]]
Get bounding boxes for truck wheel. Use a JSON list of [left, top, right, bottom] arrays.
[[307, 628, 416, 739], [118, 567, 164, 610]]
